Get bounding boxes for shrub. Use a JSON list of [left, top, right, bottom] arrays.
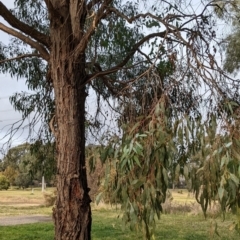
[[43, 190, 56, 206], [0, 174, 10, 190]]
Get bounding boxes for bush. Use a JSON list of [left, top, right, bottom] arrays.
[[0, 174, 10, 190], [43, 190, 56, 206]]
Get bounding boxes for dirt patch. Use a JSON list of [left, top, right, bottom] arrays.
[[0, 215, 52, 226]]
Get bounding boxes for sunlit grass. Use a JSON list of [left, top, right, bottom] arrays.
[[170, 189, 196, 203], [0, 188, 54, 216], [0, 188, 55, 204], [0, 205, 53, 216]]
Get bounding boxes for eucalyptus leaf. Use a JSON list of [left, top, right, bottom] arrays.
[[229, 173, 239, 185]]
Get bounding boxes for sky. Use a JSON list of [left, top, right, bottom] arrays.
[[0, 0, 112, 157], [0, 0, 233, 158], [0, 0, 30, 157]]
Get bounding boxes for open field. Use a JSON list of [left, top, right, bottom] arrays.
[[0, 188, 51, 206], [0, 188, 54, 216], [0, 188, 239, 239]]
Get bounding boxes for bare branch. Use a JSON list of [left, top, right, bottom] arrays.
[[0, 53, 41, 64], [0, 23, 49, 61], [0, 1, 50, 48]]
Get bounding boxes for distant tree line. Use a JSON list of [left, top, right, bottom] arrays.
[[0, 142, 55, 189]]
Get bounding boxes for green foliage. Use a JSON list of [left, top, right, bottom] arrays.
[[0, 174, 10, 190], [14, 173, 32, 189], [97, 97, 177, 239], [170, 109, 240, 230], [1, 142, 56, 187], [0, 1, 53, 145], [3, 166, 18, 185], [29, 141, 56, 183], [93, 99, 240, 237], [212, 0, 240, 74], [1, 143, 30, 170], [224, 30, 240, 74]]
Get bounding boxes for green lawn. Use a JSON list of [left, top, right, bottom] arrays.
[[0, 209, 239, 240], [0, 223, 53, 240]]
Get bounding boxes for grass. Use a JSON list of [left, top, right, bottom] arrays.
[[0, 188, 54, 216], [0, 188, 54, 204], [0, 223, 53, 240], [169, 189, 195, 203], [0, 188, 239, 239], [0, 210, 239, 240], [0, 205, 52, 216]]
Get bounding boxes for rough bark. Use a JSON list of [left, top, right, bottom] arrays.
[[49, 1, 91, 239]]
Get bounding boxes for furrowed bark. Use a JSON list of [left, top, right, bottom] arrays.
[[49, 1, 91, 239]]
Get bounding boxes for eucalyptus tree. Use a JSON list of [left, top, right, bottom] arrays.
[[0, 0, 238, 239], [1, 142, 55, 185], [210, 0, 240, 74]]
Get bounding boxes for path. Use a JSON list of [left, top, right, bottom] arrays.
[[0, 215, 52, 226]]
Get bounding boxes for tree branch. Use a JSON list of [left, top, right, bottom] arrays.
[[86, 31, 169, 82], [0, 1, 50, 48], [73, 0, 112, 59], [137, 49, 154, 64], [0, 23, 50, 61], [0, 53, 41, 64], [89, 63, 119, 96], [108, 7, 191, 25], [87, 0, 103, 11]]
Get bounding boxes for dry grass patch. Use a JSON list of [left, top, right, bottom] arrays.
[[0, 188, 55, 216], [0, 205, 53, 216], [0, 188, 56, 206]]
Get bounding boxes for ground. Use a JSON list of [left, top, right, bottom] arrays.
[[0, 215, 51, 226]]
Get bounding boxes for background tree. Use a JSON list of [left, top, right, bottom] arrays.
[[211, 0, 240, 74], [0, 174, 10, 190], [1, 142, 55, 187], [0, 0, 239, 239], [1, 143, 30, 170], [3, 166, 18, 186]]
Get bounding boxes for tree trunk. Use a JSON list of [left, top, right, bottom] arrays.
[[49, 3, 91, 239]]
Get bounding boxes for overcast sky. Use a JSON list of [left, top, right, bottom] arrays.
[[0, 0, 109, 157], [0, 0, 232, 158], [0, 0, 31, 157]]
